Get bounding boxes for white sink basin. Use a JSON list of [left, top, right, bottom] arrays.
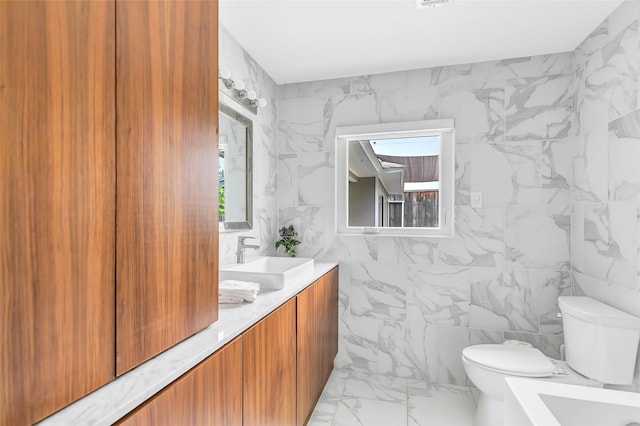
[[505, 377, 640, 426], [219, 257, 314, 290]]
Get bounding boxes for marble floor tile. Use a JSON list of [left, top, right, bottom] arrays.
[[408, 382, 476, 426], [324, 369, 350, 396], [308, 394, 342, 425], [307, 369, 476, 425], [342, 372, 407, 402], [333, 397, 407, 426]]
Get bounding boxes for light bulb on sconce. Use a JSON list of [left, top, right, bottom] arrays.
[[250, 98, 268, 108], [245, 90, 257, 101], [232, 79, 245, 91], [219, 68, 231, 79], [219, 68, 234, 89]]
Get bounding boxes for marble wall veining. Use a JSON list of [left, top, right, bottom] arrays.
[[277, 51, 578, 385], [570, 0, 640, 391], [219, 29, 279, 263]]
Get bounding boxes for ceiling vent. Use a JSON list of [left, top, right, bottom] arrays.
[[416, 0, 451, 9]]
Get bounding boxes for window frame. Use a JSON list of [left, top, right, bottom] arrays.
[[335, 119, 455, 237]]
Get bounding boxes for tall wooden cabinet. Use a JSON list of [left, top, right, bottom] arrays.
[[0, 0, 219, 423], [115, 0, 219, 375], [0, 2, 116, 425]]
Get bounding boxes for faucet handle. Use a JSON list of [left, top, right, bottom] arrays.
[[238, 236, 255, 244]]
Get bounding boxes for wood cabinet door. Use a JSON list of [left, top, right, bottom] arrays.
[[116, 337, 243, 426], [296, 280, 324, 426], [322, 267, 339, 383], [115, 0, 220, 374], [243, 299, 297, 426], [0, 1, 116, 424]]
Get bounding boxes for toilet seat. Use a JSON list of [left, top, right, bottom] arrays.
[[462, 344, 555, 377]]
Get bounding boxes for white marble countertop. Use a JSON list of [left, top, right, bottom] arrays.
[[38, 261, 338, 426]]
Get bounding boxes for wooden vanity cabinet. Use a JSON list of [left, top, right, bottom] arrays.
[[117, 268, 337, 426], [322, 267, 339, 383], [296, 276, 324, 425], [116, 337, 243, 426], [114, 268, 337, 426], [243, 298, 297, 426], [115, 0, 220, 375], [296, 267, 339, 426], [0, 2, 116, 424]]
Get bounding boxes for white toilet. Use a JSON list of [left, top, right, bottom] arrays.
[[462, 296, 640, 426]]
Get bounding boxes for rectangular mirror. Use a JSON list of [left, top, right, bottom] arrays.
[[219, 101, 253, 230]]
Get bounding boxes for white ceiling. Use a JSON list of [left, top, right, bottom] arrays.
[[220, 0, 623, 84]]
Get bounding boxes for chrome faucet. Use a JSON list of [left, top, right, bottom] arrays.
[[236, 236, 260, 263]]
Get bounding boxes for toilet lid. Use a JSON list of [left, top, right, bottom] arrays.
[[462, 344, 555, 376]]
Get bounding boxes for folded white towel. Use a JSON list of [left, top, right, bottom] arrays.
[[220, 288, 256, 296], [219, 280, 259, 303], [219, 295, 245, 304], [239, 293, 257, 303], [220, 280, 260, 292]]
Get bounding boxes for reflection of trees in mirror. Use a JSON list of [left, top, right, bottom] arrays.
[[218, 150, 225, 222], [218, 185, 225, 221]]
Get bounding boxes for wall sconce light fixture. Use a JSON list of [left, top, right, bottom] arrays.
[[219, 68, 268, 114]]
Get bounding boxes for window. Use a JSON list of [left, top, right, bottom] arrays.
[[336, 119, 454, 237]]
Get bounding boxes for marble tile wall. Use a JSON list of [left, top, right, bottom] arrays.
[[219, 29, 279, 263], [570, 0, 640, 392], [222, 0, 640, 391], [277, 51, 578, 385]]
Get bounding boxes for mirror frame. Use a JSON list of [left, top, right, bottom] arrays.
[[219, 97, 253, 231]]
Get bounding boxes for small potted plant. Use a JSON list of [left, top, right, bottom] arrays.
[[275, 225, 301, 257]]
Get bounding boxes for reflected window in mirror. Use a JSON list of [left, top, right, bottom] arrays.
[[336, 120, 454, 237], [218, 101, 253, 231]]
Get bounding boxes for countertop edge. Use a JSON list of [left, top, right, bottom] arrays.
[[37, 261, 338, 426]]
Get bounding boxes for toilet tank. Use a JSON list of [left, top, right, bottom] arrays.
[[559, 296, 640, 385]]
